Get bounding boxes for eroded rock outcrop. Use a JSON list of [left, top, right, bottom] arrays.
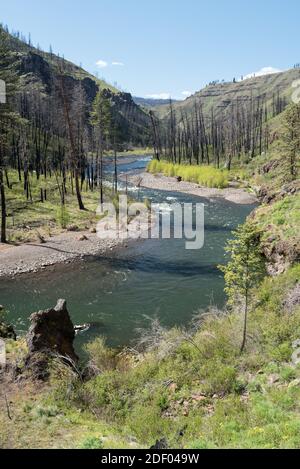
[[25, 300, 78, 379]]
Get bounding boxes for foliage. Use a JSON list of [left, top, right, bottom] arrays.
[[85, 338, 117, 375], [2, 261, 300, 449], [56, 205, 70, 229], [31, 265, 298, 449], [219, 222, 267, 352], [91, 90, 112, 142], [283, 103, 300, 179], [219, 223, 266, 309], [79, 436, 104, 449], [147, 160, 229, 188]]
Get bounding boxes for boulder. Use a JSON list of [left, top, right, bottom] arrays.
[[66, 224, 79, 232], [150, 438, 169, 450], [26, 299, 78, 363], [78, 235, 88, 241]]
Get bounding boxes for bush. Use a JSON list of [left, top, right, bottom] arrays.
[[56, 205, 70, 229], [147, 160, 229, 188], [85, 338, 118, 375], [79, 436, 104, 449]]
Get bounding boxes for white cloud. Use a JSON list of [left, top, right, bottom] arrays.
[[182, 90, 193, 97], [146, 93, 171, 100], [96, 59, 108, 69], [242, 66, 283, 81], [112, 61, 124, 66]]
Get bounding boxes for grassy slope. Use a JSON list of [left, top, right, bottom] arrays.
[[156, 68, 300, 120], [1, 265, 299, 449], [1, 25, 118, 93]]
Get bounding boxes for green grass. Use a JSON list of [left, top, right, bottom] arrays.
[[4, 170, 112, 243], [105, 147, 153, 157], [253, 194, 300, 247], [147, 160, 229, 189], [29, 264, 298, 449]]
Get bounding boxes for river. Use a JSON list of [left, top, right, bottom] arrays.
[[0, 156, 256, 350]]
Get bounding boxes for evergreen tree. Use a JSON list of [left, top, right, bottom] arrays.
[[219, 223, 266, 353], [91, 90, 111, 205]]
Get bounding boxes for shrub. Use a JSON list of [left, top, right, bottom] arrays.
[[147, 160, 229, 188], [56, 205, 70, 229], [79, 436, 104, 449], [85, 338, 118, 375]]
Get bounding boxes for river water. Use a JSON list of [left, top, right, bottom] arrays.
[[0, 156, 256, 349]]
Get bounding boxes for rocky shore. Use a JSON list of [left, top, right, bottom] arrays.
[[125, 172, 258, 205], [0, 230, 126, 279]]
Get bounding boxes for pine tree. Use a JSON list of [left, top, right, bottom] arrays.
[[219, 223, 266, 353], [91, 90, 111, 206]]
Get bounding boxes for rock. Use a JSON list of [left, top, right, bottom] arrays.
[[267, 374, 280, 385], [191, 393, 207, 402], [26, 299, 78, 364], [288, 379, 300, 389], [24, 351, 50, 381], [176, 176, 182, 182], [168, 382, 178, 393], [292, 339, 300, 349], [66, 224, 79, 232], [150, 438, 169, 450], [36, 232, 46, 244], [78, 235, 88, 241], [261, 160, 280, 175], [291, 348, 300, 366], [89, 227, 97, 234], [283, 284, 300, 313]]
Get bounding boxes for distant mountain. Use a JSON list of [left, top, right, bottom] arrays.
[[1, 25, 151, 146], [133, 96, 179, 108]]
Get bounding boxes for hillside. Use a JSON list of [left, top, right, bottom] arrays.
[[133, 96, 179, 109], [0, 25, 151, 146], [156, 69, 300, 121]]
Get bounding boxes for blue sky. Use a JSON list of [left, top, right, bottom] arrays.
[[1, 0, 300, 99]]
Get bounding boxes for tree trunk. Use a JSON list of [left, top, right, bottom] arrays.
[[114, 147, 118, 194], [0, 169, 7, 243], [240, 288, 249, 353], [75, 168, 85, 210]]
